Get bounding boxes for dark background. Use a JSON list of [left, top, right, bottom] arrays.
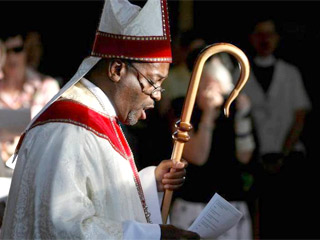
[[1, 1, 319, 88], [1, 0, 320, 236], [1, 1, 319, 110]]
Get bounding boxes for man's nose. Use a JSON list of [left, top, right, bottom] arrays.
[[151, 91, 162, 101]]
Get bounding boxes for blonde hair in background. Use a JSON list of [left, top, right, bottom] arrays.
[[0, 40, 6, 79], [203, 55, 234, 95], [0, 39, 6, 66]]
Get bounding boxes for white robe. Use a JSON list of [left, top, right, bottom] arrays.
[[0, 79, 162, 239], [242, 59, 311, 154]]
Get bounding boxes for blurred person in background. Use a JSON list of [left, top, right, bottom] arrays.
[[0, 33, 60, 231], [242, 17, 312, 238], [0, 32, 60, 166], [169, 45, 258, 240]]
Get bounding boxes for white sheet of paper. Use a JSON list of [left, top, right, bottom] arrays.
[[188, 193, 243, 239], [0, 177, 12, 202], [0, 108, 31, 135]]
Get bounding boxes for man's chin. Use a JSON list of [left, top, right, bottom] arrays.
[[119, 117, 138, 126], [125, 110, 139, 126], [126, 119, 138, 126]]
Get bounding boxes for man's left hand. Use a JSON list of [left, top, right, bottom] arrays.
[[155, 159, 187, 192]]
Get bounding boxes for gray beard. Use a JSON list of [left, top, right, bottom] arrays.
[[127, 109, 139, 126]]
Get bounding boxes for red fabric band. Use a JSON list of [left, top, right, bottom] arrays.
[[92, 33, 172, 62], [16, 100, 132, 160]]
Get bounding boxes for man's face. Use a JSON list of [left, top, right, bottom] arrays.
[[118, 62, 169, 125], [250, 20, 279, 57]]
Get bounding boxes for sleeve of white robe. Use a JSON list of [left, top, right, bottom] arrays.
[[2, 123, 161, 239]]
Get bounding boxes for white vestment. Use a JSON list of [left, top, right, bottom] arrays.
[[0, 79, 163, 239], [242, 58, 311, 155]]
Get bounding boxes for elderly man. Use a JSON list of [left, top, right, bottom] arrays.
[[0, 0, 199, 239]]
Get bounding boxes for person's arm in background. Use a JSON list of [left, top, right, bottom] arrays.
[[182, 81, 222, 166], [282, 109, 307, 157], [282, 65, 312, 157], [234, 94, 255, 165], [182, 107, 217, 166]]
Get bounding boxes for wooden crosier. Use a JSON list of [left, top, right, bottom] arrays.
[[161, 43, 251, 224]]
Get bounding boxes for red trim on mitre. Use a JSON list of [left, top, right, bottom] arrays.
[[91, 33, 172, 62], [15, 100, 132, 160], [91, 0, 172, 63]]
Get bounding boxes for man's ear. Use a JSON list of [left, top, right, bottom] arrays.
[[108, 59, 125, 83]]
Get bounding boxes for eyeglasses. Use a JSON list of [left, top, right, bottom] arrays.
[[7, 46, 24, 53], [127, 62, 165, 97]]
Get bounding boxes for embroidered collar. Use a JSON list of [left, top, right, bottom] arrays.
[[80, 78, 117, 118]]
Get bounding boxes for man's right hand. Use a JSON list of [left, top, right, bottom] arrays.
[[160, 224, 200, 240]]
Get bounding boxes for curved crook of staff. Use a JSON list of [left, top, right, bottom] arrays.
[[161, 43, 251, 224]]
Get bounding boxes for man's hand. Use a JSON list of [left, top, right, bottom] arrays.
[[155, 159, 187, 192], [160, 224, 200, 240]]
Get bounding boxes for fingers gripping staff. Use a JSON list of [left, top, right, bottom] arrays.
[[161, 43, 251, 224]]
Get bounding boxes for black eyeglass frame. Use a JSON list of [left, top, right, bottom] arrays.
[[127, 62, 165, 96], [6, 46, 24, 54]]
